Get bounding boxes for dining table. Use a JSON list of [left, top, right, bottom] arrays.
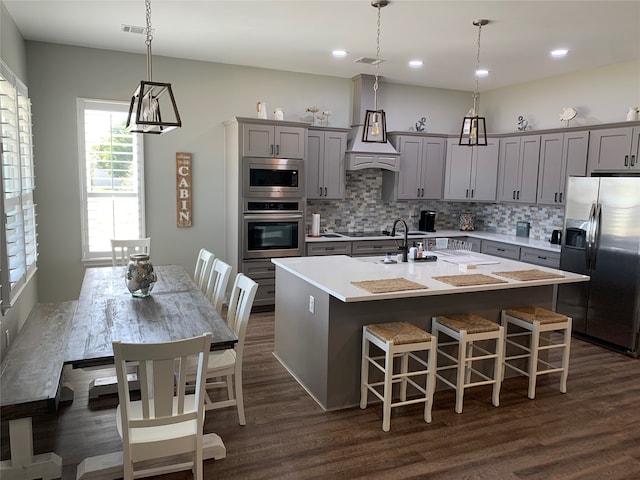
[[63, 264, 238, 479]]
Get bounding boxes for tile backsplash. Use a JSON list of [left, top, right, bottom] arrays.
[[307, 170, 564, 241]]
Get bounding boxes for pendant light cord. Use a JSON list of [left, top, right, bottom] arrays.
[[145, 0, 153, 82], [373, 4, 381, 111], [472, 21, 483, 114]]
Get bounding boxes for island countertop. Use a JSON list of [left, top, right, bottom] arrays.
[[271, 253, 588, 303]]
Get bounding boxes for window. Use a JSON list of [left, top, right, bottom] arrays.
[[0, 61, 38, 311], [77, 99, 145, 263]]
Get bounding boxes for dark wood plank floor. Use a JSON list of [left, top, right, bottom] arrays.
[[2, 310, 640, 479]]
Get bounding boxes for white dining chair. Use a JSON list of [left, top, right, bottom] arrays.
[[204, 259, 232, 312], [193, 248, 215, 293], [189, 273, 258, 425], [113, 332, 211, 480], [111, 238, 151, 266]]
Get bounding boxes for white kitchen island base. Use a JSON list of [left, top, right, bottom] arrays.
[[272, 255, 589, 411]]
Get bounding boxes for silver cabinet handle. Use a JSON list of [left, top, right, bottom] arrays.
[[554, 192, 558, 202], [270, 144, 274, 155], [275, 144, 280, 156], [559, 192, 563, 203], [512, 190, 516, 199], [632, 155, 636, 166], [517, 190, 520, 200], [324, 187, 327, 196], [471, 189, 474, 198], [625, 155, 629, 166], [466, 189, 469, 198]]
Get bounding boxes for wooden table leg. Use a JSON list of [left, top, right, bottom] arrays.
[[0, 417, 62, 480]]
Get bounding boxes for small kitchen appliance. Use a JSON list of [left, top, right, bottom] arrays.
[[551, 229, 562, 244], [419, 211, 436, 232]]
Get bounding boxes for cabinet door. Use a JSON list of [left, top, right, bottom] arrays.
[[518, 136, 540, 204], [243, 124, 275, 157], [587, 127, 633, 172], [632, 127, 640, 171], [306, 131, 323, 199], [396, 136, 423, 199], [322, 131, 346, 199], [275, 126, 306, 158], [537, 133, 564, 205], [444, 140, 473, 200], [560, 131, 588, 200], [470, 139, 499, 201], [498, 137, 521, 201], [422, 137, 446, 199]]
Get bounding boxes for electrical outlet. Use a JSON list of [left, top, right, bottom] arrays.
[[308, 295, 315, 314]]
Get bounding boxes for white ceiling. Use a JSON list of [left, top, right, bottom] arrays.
[[4, 0, 640, 92]]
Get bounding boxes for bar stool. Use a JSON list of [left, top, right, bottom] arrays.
[[501, 307, 572, 399], [432, 314, 504, 414], [360, 322, 436, 432]]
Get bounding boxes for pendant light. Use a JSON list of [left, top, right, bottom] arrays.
[[459, 19, 489, 146], [362, 0, 388, 143], [126, 0, 181, 134]]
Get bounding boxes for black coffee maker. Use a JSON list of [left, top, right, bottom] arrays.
[[419, 211, 436, 232]]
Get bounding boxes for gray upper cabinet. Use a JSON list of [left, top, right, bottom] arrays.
[[587, 126, 640, 173], [497, 135, 540, 204], [382, 134, 446, 201], [444, 138, 499, 201], [537, 131, 588, 205], [242, 121, 306, 158], [306, 128, 348, 199]]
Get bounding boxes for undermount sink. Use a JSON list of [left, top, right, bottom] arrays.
[[321, 233, 342, 238]]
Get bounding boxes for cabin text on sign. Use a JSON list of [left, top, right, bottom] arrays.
[[176, 152, 192, 227]]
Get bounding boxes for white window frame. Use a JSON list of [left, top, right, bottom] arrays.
[[77, 99, 145, 265]]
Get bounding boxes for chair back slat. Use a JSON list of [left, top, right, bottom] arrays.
[[194, 248, 215, 293], [111, 238, 151, 266], [205, 258, 232, 312]]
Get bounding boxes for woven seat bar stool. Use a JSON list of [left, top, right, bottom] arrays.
[[360, 322, 436, 432], [501, 307, 572, 399], [432, 314, 504, 414]]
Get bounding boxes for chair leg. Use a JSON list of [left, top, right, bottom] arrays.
[[360, 333, 369, 409], [424, 345, 436, 424], [528, 325, 541, 400], [382, 347, 393, 432], [492, 327, 504, 407], [560, 323, 571, 393], [193, 438, 203, 480], [455, 334, 467, 414], [400, 352, 408, 402], [235, 367, 246, 426]]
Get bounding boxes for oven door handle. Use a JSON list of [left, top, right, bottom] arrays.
[[243, 213, 304, 220]]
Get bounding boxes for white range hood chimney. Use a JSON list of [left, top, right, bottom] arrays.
[[345, 74, 400, 171]]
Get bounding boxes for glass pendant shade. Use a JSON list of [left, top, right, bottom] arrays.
[[362, 109, 387, 143], [126, 80, 182, 134], [459, 115, 487, 146]]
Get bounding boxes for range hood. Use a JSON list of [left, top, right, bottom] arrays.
[[345, 74, 400, 172]]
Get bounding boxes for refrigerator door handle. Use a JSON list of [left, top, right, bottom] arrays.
[[591, 203, 602, 269], [585, 202, 596, 270]]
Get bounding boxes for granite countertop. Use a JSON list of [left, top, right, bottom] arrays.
[[305, 229, 561, 253], [272, 254, 587, 303]]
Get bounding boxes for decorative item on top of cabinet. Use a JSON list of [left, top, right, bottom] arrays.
[[443, 137, 499, 201], [382, 133, 446, 201], [497, 135, 540, 204], [537, 131, 588, 205], [559, 107, 578, 127], [242, 118, 307, 158], [587, 125, 640, 173], [306, 127, 349, 199]]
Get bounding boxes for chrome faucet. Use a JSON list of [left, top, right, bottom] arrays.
[[391, 218, 408, 262]]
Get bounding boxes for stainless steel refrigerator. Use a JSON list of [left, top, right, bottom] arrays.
[[557, 174, 640, 356]]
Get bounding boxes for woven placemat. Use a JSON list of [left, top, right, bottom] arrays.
[[351, 277, 427, 294], [432, 274, 508, 287], [492, 269, 565, 281]]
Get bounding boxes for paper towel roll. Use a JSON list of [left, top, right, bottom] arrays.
[[311, 214, 321, 237]]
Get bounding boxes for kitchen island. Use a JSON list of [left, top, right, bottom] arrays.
[[272, 253, 589, 411]]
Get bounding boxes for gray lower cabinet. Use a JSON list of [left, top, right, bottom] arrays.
[[587, 126, 640, 173], [306, 242, 352, 256], [519, 247, 560, 268], [537, 131, 588, 205], [444, 138, 499, 201], [458, 236, 482, 253], [351, 240, 400, 257], [306, 127, 349, 199], [481, 240, 521, 260], [497, 135, 540, 204], [382, 134, 446, 200], [242, 260, 277, 307]]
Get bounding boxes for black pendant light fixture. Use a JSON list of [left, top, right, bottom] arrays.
[[362, 0, 388, 143], [459, 19, 489, 146], [126, 0, 181, 135]]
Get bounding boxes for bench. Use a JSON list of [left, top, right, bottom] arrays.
[[0, 301, 77, 480]]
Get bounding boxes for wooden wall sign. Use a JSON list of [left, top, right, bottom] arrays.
[[176, 152, 192, 227]]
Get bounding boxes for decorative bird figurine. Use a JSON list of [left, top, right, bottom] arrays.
[[559, 107, 577, 126]]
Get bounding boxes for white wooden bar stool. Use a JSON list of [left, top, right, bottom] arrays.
[[501, 307, 572, 399], [360, 322, 436, 432], [432, 314, 504, 414]]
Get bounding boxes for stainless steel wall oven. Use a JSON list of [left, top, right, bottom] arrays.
[[243, 157, 304, 198], [242, 199, 304, 259]]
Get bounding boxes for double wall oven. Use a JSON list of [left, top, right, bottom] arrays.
[[242, 157, 305, 260]]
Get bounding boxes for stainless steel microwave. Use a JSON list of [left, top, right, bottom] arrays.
[[243, 157, 305, 198]]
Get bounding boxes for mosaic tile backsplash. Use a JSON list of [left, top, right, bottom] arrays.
[[307, 170, 564, 241]]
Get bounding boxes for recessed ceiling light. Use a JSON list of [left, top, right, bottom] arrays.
[[332, 49, 348, 58], [409, 60, 424, 68], [475, 69, 489, 77], [551, 48, 569, 58]]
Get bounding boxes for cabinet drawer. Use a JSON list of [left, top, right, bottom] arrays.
[[481, 240, 520, 260], [519, 247, 560, 268], [254, 278, 276, 306], [306, 242, 352, 256], [351, 240, 399, 257], [242, 260, 276, 279]]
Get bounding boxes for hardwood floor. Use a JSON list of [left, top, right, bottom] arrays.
[[2, 310, 640, 479]]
